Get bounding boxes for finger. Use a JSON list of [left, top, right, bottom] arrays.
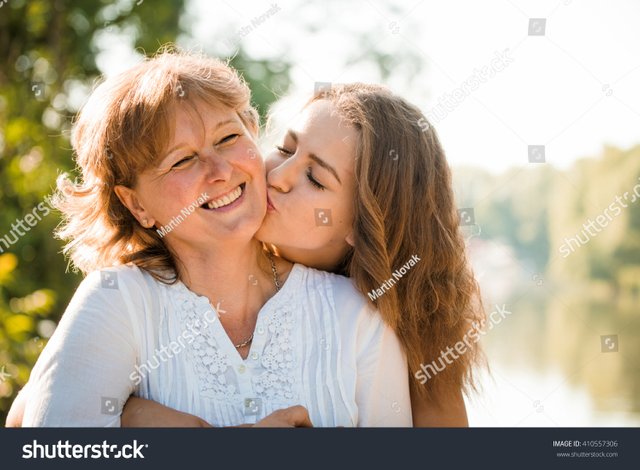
[[285, 405, 313, 427]]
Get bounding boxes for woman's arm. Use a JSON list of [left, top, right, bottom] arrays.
[[411, 387, 469, 427], [22, 269, 140, 426]]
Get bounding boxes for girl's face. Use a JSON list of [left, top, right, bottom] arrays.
[[118, 100, 266, 253], [255, 99, 357, 271]]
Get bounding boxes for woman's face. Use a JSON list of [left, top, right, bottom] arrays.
[[255, 99, 357, 271], [120, 100, 266, 253]]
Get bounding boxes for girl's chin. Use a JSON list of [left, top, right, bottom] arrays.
[[254, 221, 281, 245]]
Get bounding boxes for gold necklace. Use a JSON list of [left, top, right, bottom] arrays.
[[234, 252, 280, 349]]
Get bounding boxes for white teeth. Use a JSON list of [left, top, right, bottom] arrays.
[[206, 185, 242, 209]]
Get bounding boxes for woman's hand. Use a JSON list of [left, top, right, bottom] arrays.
[[122, 396, 212, 427]]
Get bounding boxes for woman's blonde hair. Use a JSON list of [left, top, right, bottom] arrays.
[[310, 84, 485, 405], [54, 48, 258, 282]]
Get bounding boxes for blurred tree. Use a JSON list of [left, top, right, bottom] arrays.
[[454, 144, 640, 291], [548, 145, 640, 290]]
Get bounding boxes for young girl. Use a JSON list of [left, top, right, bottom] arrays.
[[258, 84, 485, 424]]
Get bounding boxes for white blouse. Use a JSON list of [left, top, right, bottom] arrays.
[[22, 263, 412, 427]]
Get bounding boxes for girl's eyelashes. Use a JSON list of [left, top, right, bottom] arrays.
[[274, 145, 325, 189], [306, 168, 325, 190], [276, 145, 294, 156]]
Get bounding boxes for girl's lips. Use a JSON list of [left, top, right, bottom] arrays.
[[266, 191, 276, 212]]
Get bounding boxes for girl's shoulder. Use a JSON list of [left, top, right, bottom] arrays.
[[291, 263, 382, 328]]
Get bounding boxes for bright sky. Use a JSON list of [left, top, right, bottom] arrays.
[[100, 0, 640, 173]]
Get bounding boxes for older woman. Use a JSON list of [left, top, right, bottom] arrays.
[[16, 50, 411, 427]]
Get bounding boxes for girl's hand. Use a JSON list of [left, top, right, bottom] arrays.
[[252, 405, 313, 427]]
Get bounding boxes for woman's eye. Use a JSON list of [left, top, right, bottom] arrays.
[[276, 145, 294, 157], [218, 134, 240, 145], [171, 155, 196, 169], [306, 168, 325, 190]]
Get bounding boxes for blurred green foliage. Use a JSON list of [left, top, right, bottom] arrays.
[[0, 0, 293, 424], [455, 144, 640, 288]]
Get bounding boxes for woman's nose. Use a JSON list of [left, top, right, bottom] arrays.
[[201, 151, 233, 183]]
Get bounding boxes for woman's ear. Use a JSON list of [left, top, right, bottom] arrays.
[[114, 185, 155, 228]]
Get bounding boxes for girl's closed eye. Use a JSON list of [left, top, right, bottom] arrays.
[[306, 168, 325, 190], [276, 145, 294, 157]]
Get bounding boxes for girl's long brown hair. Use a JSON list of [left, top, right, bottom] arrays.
[[310, 84, 485, 404]]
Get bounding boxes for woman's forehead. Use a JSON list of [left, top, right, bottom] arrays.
[[172, 99, 237, 126], [169, 100, 241, 139]]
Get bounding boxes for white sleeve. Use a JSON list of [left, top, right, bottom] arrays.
[[22, 268, 141, 427], [353, 308, 413, 427], [330, 277, 413, 427]]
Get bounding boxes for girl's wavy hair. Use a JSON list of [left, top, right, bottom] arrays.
[[309, 84, 486, 405], [53, 48, 259, 282]]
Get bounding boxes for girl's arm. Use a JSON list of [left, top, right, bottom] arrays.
[[121, 396, 211, 427], [411, 387, 469, 427], [9, 391, 313, 427], [121, 396, 312, 427]]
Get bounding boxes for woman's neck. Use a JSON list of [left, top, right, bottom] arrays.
[[175, 238, 292, 325]]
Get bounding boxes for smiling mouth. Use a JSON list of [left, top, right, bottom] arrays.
[[201, 183, 245, 210]]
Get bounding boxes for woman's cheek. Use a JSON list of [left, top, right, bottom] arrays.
[[245, 147, 265, 168]]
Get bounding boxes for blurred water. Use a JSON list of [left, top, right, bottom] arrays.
[[465, 241, 640, 427]]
